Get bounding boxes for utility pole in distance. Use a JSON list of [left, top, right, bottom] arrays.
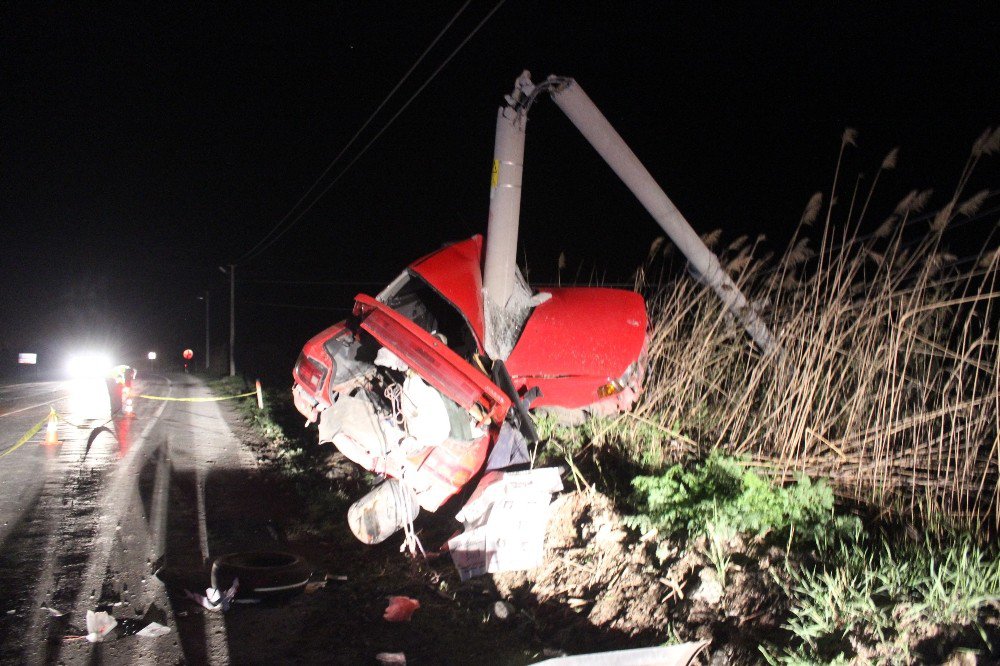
[[219, 265, 236, 377], [197, 291, 210, 371]]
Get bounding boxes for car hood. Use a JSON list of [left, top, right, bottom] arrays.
[[506, 287, 647, 380]]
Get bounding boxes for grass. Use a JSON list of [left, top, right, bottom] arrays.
[[766, 530, 1000, 664]]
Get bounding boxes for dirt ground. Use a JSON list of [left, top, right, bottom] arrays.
[[222, 403, 769, 665]]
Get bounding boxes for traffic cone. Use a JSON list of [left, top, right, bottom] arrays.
[[44, 408, 60, 445]]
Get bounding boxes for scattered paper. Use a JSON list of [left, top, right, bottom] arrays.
[[383, 596, 420, 622], [136, 622, 171, 638], [85, 610, 117, 642]]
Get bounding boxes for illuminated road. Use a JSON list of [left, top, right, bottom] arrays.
[[0, 373, 265, 665]]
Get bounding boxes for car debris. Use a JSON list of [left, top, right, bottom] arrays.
[[533, 641, 711, 666], [448, 467, 563, 581], [383, 596, 420, 622]]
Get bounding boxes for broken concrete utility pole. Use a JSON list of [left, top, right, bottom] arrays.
[[481, 71, 778, 356]]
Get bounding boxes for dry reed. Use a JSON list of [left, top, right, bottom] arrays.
[[626, 129, 1000, 531]]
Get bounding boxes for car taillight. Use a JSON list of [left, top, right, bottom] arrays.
[[294, 353, 327, 394]]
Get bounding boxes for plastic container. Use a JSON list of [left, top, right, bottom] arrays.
[[348, 478, 420, 544]]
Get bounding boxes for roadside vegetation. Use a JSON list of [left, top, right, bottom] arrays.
[[534, 126, 1000, 663], [214, 128, 1000, 664]]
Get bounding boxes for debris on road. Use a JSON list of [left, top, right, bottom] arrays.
[[211, 551, 311, 599], [375, 652, 407, 665], [383, 596, 420, 622], [448, 467, 563, 581], [41, 606, 66, 617], [84, 610, 117, 642], [184, 577, 239, 612], [135, 622, 171, 638]]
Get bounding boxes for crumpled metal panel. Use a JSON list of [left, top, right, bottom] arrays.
[[408, 235, 487, 351]]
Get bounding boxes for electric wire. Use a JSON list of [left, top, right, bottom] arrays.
[[235, 1, 473, 265], [237, 0, 508, 265]]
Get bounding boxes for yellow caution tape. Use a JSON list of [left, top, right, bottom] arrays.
[[138, 391, 257, 402], [3, 389, 260, 459], [1, 414, 49, 459]]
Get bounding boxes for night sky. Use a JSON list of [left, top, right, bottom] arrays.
[[2, 2, 997, 375]]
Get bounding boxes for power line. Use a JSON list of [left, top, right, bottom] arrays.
[[237, 0, 507, 264], [235, 1, 472, 265]]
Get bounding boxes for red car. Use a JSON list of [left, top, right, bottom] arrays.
[[291, 235, 647, 541]]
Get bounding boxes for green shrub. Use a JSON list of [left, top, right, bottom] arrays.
[[624, 450, 851, 544]]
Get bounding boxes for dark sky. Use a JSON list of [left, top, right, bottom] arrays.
[[2, 2, 998, 372]]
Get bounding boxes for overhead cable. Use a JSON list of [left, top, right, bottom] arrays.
[[237, 0, 506, 264]]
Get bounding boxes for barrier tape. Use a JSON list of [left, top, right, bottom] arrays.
[[1, 414, 49, 459], [3, 387, 261, 459], [138, 391, 257, 403]]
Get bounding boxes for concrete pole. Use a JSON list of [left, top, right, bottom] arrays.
[[482, 73, 531, 311], [548, 78, 778, 354]]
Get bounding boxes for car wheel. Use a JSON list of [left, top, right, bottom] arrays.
[[211, 551, 311, 599]]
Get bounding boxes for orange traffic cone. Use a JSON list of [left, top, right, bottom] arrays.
[[44, 408, 60, 445]]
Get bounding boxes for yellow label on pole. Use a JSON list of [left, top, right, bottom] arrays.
[[490, 159, 499, 188]]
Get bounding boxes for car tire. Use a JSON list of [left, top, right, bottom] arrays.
[[211, 551, 311, 599]]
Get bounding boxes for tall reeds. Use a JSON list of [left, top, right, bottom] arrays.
[[628, 129, 1000, 530]]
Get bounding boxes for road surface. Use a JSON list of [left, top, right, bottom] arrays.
[[0, 373, 272, 664]]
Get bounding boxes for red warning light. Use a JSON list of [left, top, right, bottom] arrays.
[[182, 349, 194, 360]]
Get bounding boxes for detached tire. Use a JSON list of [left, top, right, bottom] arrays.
[[211, 551, 311, 599]]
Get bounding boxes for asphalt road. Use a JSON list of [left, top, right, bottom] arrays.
[[0, 373, 270, 664]]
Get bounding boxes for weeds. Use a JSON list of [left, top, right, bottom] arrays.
[[623, 451, 852, 546], [767, 531, 1000, 664]]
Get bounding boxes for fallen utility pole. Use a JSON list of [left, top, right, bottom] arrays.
[[482, 72, 778, 356]]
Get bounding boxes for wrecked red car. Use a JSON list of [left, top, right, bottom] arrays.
[[291, 234, 647, 543]]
